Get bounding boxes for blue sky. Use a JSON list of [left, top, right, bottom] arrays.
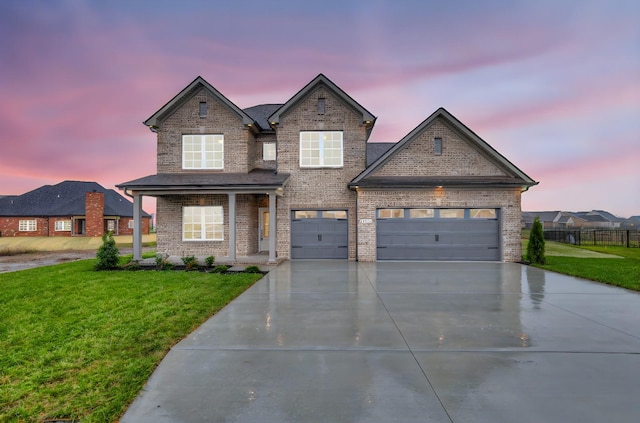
[[1, 0, 638, 216]]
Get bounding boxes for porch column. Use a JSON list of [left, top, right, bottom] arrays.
[[268, 192, 276, 263], [132, 193, 142, 261], [228, 192, 236, 261]]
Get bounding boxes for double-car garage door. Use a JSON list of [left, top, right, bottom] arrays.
[[377, 208, 500, 261]]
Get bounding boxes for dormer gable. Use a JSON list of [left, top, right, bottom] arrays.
[[268, 74, 376, 135], [144, 76, 259, 132]]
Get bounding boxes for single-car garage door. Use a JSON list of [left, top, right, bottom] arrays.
[[377, 208, 500, 261], [291, 210, 348, 259]]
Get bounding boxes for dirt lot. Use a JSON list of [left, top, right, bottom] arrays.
[[0, 235, 155, 273]]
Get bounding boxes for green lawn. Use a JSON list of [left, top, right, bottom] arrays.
[[0, 260, 262, 422], [522, 241, 640, 291]]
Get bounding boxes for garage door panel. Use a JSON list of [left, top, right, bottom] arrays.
[[377, 209, 500, 261], [291, 212, 348, 259]]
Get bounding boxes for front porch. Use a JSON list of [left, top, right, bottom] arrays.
[[117, 170, 290, 265]]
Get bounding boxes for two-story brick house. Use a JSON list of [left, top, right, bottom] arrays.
[[118, 74, 536, 263]]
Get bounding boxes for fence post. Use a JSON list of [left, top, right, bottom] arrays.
[[627, 230, 630, 248]]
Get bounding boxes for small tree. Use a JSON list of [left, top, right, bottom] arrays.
[[95, 232, 120, 270], [527, 216, 546, 264]]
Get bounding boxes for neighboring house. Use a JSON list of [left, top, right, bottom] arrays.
[[621, 216, 640, 230], [524, 210, 625, 229], [0, 181, 151, 237], [118, 74, 537, 262], [522, 211, 563, 229]]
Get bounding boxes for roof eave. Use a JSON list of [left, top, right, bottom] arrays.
[[267, 74, 376, 128]]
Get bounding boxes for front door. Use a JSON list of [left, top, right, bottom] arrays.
[[259, 208, 270, 251]]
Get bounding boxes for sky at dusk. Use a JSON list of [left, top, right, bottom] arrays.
[[1, 0, 639, 218]]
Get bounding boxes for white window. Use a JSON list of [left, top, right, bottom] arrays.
[[183, 206, 223, 241], [263, 142, 276, 161], [128, 220, 134, 229], [19, 220, 37, 231], [300, 131, 343, 168], [182, 134, 224, 169], [54, 220, 71, 231]]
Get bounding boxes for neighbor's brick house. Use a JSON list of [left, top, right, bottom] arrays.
[[119, 74, 536, 262], [0, 181, 151, 237]]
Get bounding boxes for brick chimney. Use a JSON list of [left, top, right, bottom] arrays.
[[85, 191, 105, 237]]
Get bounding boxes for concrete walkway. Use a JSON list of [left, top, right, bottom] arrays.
[[121, 261, 640, 423]]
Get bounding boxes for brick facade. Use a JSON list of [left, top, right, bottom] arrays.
[[375, 119, 507, 177], [274, 86, 368, 260], [157, 88, 252, 174], [355, 188, 523, 262]]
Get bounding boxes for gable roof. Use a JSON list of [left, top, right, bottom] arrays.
[[143, 76, 259, 130], [268, 74, 376, 134], [350, 107, 537, 191], [0, 181, 150, 218]]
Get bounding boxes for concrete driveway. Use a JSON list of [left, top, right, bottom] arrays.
[[121, 261, 640, 423]]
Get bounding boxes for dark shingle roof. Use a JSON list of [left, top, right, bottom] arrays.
[[117, 169, 290, 192], [243, 104, 282, 131], [366, 142, 395, 166], [0, 181, 150, 217]]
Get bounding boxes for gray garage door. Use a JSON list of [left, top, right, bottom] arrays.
[[377, 208, 500, 261], [291, 210, 348, 259]]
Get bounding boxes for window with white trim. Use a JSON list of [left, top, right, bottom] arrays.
[[19, 219, 37, 231], [263, 142, 276, 161], [54, 220, 71, 231], [128, 220, 134, 229], [182, 134, 224, 169], [300, 131, 343, 168], [183, 206, 223, 241]]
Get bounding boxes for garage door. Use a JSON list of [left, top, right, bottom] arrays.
[[291, 210, 348, 259], [377, 208, 500, 261]]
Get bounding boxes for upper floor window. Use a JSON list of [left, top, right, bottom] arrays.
[[300, 131, 343, 168], [263, 142, 276, 161], [199, 102, 207, 118], [182, 134, 224, 170], [19, 219, 37, 231]]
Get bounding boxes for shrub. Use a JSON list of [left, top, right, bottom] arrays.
[[205, 256, 215, 267], [211, 265, 229, 273], [244, 265, 262, 274], [181, 255, 199, 271], [123, 260, 141, 271], [527, 216, 546, 264], [95, 232, 120, 270], [155, 253, 172, 271]]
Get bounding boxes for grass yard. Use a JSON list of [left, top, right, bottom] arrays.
[[0, 259, 263, 422], [522, 240, 640, 291]]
